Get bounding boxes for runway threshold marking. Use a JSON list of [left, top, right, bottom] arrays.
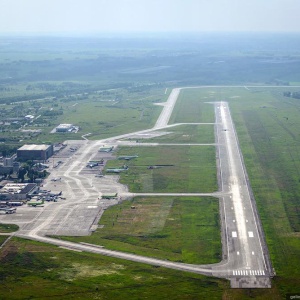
[[233, 269, 266, 276]]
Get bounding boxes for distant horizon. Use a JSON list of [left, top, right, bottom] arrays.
[[1, 30, 300, 38]]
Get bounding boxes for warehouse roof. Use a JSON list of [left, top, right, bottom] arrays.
[[1, 183, 36, 194], [18, 144, 51, 151], [57, 124, 73, 129]]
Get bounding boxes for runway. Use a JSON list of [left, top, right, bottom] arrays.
[[212, 101, 272, 288]]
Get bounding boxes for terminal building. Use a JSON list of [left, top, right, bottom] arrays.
[[17, 144, 54, 161]]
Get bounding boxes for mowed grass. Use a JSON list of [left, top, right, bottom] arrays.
[[105, 145, 217, 193], [63, 197, 221, 264], [136, 124, 215, 144], [0, 237, 226, 300], [170, 88, 215, 124]]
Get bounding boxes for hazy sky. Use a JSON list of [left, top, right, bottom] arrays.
[[1, 0, 300, 34]]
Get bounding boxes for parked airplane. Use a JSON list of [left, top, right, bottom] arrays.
[[51, 177, 61, 182], [86, 162, 98, 168], [118, 155, 138, 160], [106, 165, 129, 173], [27, 199, 44, 207], [49, 191, 62, 197], [99, 146, 114, 153], [101, 193, 118, 199]]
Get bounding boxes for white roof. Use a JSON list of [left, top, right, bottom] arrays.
[[2, 183, 27, 193], [18, 144, 51, 151], [57, 124, 73, 129]]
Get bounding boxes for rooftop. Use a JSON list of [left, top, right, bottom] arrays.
[[18, 144, 51, 151], [1, 183, 36, 194], [57, 124, 73, 129]]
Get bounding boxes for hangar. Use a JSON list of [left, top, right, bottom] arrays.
[[17, 144, 54, 161]]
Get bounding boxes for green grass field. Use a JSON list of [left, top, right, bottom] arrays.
[[136, 124, 215, 144], [0, 237, 227, 300], [62, 196, 221, 264], [0, 224, 19, 233], [105, 145, 217, 193]]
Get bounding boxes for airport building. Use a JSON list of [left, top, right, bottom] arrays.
[[0, 183, 38, 201], [56, 123, 74, 133], [17, 144, 54, 161]]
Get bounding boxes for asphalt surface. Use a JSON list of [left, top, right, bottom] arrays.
[[0, 87, 273, 288], [211, 102, 272, 288]]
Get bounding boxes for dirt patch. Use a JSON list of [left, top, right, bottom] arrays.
[[60, 262, 125, 281]]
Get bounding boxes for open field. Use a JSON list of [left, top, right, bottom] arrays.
[[105, 145, 217, 193], [0, 237, 227, 300], [136, 124, 215, 144], [169, 90, 215, 124], [62, 196, 221, 264]]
